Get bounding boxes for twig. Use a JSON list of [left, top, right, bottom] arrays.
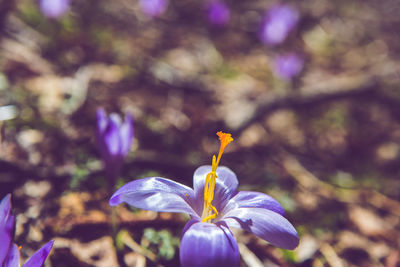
[[233, 74, 378, 134], [238, 242, 264, 267], [280, 153, 400, 216], [118, 229, 159, 263], [319, 243, 345, 267]]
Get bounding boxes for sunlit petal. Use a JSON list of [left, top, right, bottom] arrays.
[[221, 191, 285, 216], [110, 177, 201, 219], [180, 221, 239, 267], [222, 207, 299, 249]]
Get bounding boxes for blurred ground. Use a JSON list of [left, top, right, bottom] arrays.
[[0, 0, 400, 266]]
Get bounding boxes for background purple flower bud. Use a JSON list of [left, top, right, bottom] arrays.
[[207, 1, 230, 26], [40, 0, 70, 18], [96, 108, 134, 182], [139, 0, 168, 17], [259, 5, 299, 46], [272, 53, 304, 80]]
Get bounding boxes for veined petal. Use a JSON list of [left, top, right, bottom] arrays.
[[3, 243, 19, 267], [0, 194, 14, 264], [221, 191, 285, 216], [119, 113, 134, 156], [222, 207, 299, 250], [23, 240, 54, 267], [180, 221, 239, 267], [193, 166, 238, 212], [110, 177, 201, 219]]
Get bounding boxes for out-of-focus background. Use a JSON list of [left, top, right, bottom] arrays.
[[0, 0, 400, 266]]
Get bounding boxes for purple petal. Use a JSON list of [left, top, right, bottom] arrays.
[[0, 194, 14, 264], [273, 53, 304, 80], [139, 0, 168, 17], [193, 166, 238, 213], [259, 5, 299, 46], [40, 0, 69, 18], [103, 117, 122, 157], [222, 207, 299, 249], [96, 108, 108, 134], [222, 191, 285, 216], [0, 194, 11, 219], [180, 221, 239, 267], [3, 243, 19, 267], [23, 240, 54, 267], [110, 177, 201, 219], [207, 1, 230, 26], [182, 219, 199, 237], [119, 113, 134, 156], [109, 113, 122, 127]]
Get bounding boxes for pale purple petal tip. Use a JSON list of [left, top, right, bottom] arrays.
[[260, 5, 300, 45], [40, 0, 70, 18], [222, 208, 299, 250], [96, 108, 108, 134], [273, 53, 304, 80], [23, 240, 54, 267], [180, 222, 239, 267], [139, 0, 168, 17]]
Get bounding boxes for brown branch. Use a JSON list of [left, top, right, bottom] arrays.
[[233, 74, 379, 135]]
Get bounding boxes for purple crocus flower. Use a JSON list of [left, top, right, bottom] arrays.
[[139, 0, 168, 17], [273, 53, 304, 80], [96, 108, 134, 184], [259, 5, 299, 46], [207, 1, 230, 26], [0, 194, 54, 267], [110, 132, 298, 266], [40, 0, 70, 18]]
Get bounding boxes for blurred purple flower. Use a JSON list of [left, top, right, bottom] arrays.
[[96, 108, 134, 182], [0, 194, 54, 267], [110, 132, 298, 266], [139, 0, 168, 17], [259, 5, 299, 46], [207, 1, 230, 26], [273, 53, 304, 80], [40, 0, 70, 18]]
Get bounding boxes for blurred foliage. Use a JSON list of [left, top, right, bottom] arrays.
[[143, 228, 180, 261]]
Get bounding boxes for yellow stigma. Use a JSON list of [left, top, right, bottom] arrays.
[[201, 131, 233, 222]]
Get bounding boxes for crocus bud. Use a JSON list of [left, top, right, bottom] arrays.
[[40, 0, 70, 18], [139, 0, 168, 17], [259, 5, 299, 46], [96, 108, 134, 182], [207, 1, 230, 26], [272, 53, 304, 80]]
